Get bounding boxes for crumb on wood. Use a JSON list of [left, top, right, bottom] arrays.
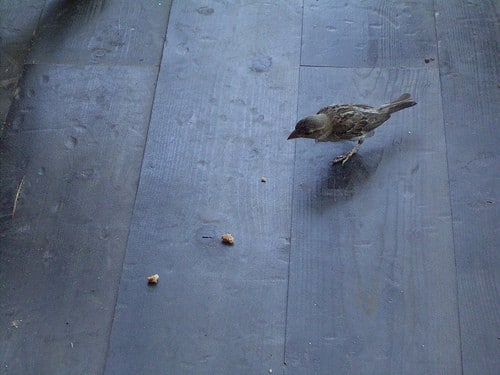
[[221, 233, 234, 245], [147, 274, 159, 284]]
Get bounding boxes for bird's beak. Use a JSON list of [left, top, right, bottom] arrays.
[[287, 130, 299, 140]]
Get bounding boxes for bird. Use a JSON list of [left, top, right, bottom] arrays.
[[287, 93, 417, 165]]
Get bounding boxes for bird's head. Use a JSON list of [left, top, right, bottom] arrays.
[[287, 114, 329, 140]]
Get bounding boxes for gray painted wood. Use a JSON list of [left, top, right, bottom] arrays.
[[436, 1, 500, 373], [1, 0, 498, 373], [0, 0, 44, 57], [0, 0, 45, 125], [104, 1, 302, 374], [284, 68, 461, 374], [0, 64, 158, 374], [28, 0, 172, 65], [301, 0, 437, 68]]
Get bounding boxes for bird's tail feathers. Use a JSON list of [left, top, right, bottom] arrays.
[[379, 93, 416, 114]]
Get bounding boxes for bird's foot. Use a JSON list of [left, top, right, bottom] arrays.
[[332, 150, 356, 165]]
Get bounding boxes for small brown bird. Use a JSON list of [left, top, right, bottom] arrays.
[[288, 93, 416, 164]]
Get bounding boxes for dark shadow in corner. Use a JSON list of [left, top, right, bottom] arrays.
[[1, 0, 106, 130]]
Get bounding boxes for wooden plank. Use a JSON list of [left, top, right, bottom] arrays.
[[301, 0, 437, 67], [284, 67, 461, 373], [0, 0, 45, 125], [0, 0, 44, 56], [28, 0, 172, 65], [0, 64, 158, 374], [435, 1, 500, 373], [104, 1, 302, 373]]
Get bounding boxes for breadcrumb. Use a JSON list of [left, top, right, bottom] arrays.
[[221, 233, 234, 245], [147, 274, 159, 284]]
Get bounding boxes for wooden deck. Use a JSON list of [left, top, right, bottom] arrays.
[[1, 1, 498, 374]]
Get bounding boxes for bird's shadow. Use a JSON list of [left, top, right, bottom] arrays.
[[308, 148, 384, 210], [293, 126, 420, 212]]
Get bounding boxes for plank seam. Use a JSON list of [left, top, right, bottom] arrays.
[[283, 1, 306, 368], [432, 0, 465, 373], [101, 2, 174, 373]]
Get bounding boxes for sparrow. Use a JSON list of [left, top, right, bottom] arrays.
[[288, 93, 416, 164]]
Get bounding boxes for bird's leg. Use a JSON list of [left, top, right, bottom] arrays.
[[332, 138, 364, 165]]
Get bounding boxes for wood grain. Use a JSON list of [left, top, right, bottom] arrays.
[[0, 0, 43, 55], [284, 67, 462, 374], [0, 0, 45, 125], [436, 1, 500, 373], [301, 0, 437, 67], [28, 0, 172, 65], [1, 1, 497, 373], [104, 1, 302, 373], [0, 64, 158, 374]]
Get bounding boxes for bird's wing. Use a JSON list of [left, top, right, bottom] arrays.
[[317, 104, 372, 113], [350, 104, 373, 109], [317, 105, 378, 140]]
